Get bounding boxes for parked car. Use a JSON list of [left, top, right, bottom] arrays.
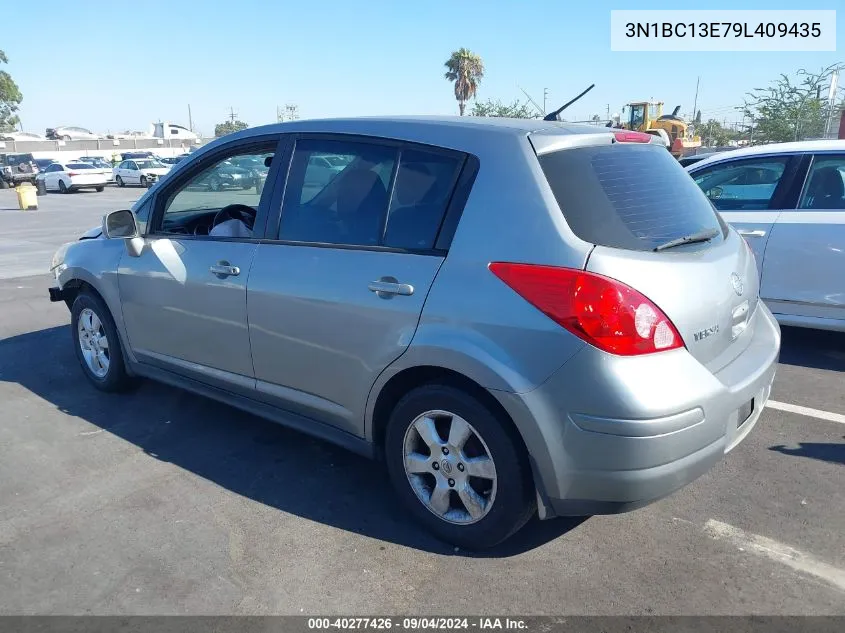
[[190, 159, 256, 190], [46, 126, 101, 141], [158, 156, 185, 166], [119, 151, 156, 161], [0, 153, 39, 188], [76, 156, 116, 182], [1, 131, 46, 142], [678, 151, 722, 168], [36, 161, 107, 193], [113, 158, 170, 187], [48, 117, 779, 549], [34, 158, 57, 172], [687, 139, 845, 332]]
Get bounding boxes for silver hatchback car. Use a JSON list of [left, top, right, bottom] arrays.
[[49, 117, 780, 549]]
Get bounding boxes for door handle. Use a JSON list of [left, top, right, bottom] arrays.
[[368, 280, 414, 297], [209, 262, 240, 277], [736, 229, 766, 238]]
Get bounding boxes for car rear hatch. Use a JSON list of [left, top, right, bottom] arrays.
[[532, 134, 759, 374]]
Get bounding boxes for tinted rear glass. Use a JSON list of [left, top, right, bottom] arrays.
[[538, 144, 723, 251], [66, 163, 94, 169]]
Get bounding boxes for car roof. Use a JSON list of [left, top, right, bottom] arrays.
[[687, 139, 845, 171], [210, 115, 606, 147]]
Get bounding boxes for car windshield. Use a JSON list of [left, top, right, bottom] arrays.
[[135, 160, 164, 169]]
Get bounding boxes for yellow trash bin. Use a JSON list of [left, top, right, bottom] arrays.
[[16, 182, 38, 210]]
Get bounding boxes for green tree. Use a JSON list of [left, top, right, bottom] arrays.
[[0, 49, 23, 132], [698, 119, 737, 147], [470, 99, 534, 118], [444, 48, 484, 116], [214, 120, 249, 137], [742, 64, 844, 144]]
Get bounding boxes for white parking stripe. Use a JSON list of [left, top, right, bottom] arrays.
[[704, 519, 845, 593], [766, 400, 845, 425]]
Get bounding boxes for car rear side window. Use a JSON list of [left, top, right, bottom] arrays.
[[383, 149, 463, 250], [538, 144, 722, 251]]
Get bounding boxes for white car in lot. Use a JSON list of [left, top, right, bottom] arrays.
[[76, 156, 116, 183], [36, 161, 108, 193], [113, 158, 171, 188], [687, 139, 845, 332]]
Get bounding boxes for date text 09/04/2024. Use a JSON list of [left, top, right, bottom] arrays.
[[625, 22, 822, 39], [307, 618, 528, 630]]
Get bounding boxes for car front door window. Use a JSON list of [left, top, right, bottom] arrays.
[[116, 138, 282, 387]]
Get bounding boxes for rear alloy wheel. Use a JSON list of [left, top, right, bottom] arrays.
[[58, 180, 69, 194], [116, 175, 124, 187], [139, 176, 147, 188], [385, 384, 535, 550], [71, 292, 133, 392], [208, 175, 222, 192]]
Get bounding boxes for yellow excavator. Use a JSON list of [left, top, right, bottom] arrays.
[[621, 101, 701, 158]]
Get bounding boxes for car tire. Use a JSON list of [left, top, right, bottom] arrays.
[[58, 180, 69, 194], [116, 175, 124, 187], [140, 176, 147, 188], [0, 179, 8, 190], [384, 384, 535, 550], [208, 176, 222, 192], [95, 186, 104, 192], [70, 291, 134, 392]]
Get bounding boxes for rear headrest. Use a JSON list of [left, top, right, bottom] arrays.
[[395, 162, 434, 206], [808, 166, 844, 200]]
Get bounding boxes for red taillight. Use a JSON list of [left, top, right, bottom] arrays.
[[489, 263, 684, 356], [67, 172, 79, 177], [613, 131, 652, 143]]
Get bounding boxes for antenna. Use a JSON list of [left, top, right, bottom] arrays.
[[227, 106, 238, 123], [543, 84, 596, 121], [517, 86, 545, 116]]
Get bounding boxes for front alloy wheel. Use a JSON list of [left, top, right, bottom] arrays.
[[77, 308, 110, 378], [70, 292, 133, 392]]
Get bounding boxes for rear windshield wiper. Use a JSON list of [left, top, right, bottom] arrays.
[[653, 228, 719, 252]]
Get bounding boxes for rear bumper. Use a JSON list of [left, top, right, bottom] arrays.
[[70, 183, 107, 190], [494, 303, 781, 517]]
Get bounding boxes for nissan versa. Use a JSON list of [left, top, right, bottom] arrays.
[[48, 117, 780, 549]]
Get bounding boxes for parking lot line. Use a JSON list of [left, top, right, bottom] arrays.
[[766, 400, 845, 425], [704, 519, 845, 593]]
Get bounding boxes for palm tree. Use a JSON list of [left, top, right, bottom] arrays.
[[444, 48, 484, 116]]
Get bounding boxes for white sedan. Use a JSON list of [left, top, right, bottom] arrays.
[[113, 158, 171, 188], [36, 161, 108, 193]]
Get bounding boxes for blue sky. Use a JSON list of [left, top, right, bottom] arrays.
[[3, 0, 842, 136]]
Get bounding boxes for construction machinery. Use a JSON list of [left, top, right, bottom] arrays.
[[621, 101, 701, 158]]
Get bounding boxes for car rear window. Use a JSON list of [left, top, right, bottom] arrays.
[[66, 163, 94, 169], [538, 144, 723, 251]]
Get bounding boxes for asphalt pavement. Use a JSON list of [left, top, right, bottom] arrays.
[[0, 189, 843, 615]]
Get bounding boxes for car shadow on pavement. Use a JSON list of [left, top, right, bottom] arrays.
[[779, 326, 845, 372], [770, 440, 845, 467], [0, 325, 587, 558]]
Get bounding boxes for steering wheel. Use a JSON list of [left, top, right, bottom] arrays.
[[212, 204, 257, 230]]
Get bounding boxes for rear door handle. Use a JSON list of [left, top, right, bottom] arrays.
[[209, 261, 240, 277], [368, 280, 414, 297], [736, 229, 766, 238]]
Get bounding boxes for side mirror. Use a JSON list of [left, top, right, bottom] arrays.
[[103, 209, 138, 239]]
